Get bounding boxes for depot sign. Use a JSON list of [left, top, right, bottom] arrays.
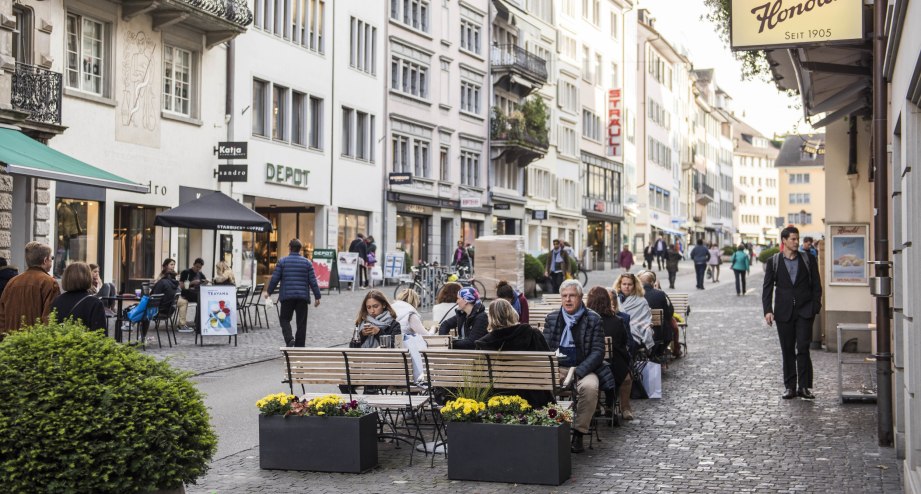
[[730, 0, 863, 51], [265, 163, 310, 189]]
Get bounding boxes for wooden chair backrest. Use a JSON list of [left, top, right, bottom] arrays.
[[422, 335, 452, 349], [651, 308, 664, 327], [281, 348, 413, 393], [670, 293, 690, 318], [420, 349, 559, 393], [529, 304, 559, 329], [542, 294, 562, 305]]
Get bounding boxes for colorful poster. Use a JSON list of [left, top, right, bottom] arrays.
[[338, 252, 359, 282], [384, 252, 404, 279], [312, 248, 336, 289], [830, 224, 868, 286], [200, 285, 238, 336]]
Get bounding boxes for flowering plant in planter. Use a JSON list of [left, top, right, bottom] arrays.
[[442, 395, 573, 425], [256, 393, 297, 416], [255, 393, 371, 417], [440, 397, 487, 422]]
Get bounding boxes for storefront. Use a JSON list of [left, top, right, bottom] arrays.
[[53, 183, 105, 278], [585, 220, 620, 270], [337, 209, 370, 252], [395, 211, 429, 266], [112, 204, 169, 293], [249, 200, 317, 284]]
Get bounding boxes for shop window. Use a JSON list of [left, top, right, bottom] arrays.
[[54, 199, 101, 278]]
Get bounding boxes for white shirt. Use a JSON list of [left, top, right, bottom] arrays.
[[392, 300, 430, 336]]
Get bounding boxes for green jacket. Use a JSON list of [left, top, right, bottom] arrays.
[[730, 250, 751, 272]]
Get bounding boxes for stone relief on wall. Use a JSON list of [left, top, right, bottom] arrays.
[[115, 26, 161, 147]]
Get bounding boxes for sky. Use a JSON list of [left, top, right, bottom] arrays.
[[641, 0, 814, 138]]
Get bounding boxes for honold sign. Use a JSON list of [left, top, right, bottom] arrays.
[[730, 0, 863, 51]]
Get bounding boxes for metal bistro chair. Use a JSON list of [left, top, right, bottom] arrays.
[[236, 286, 252, 333], [254, 285, 273, 328], [245, 283, 265, 329], [152, 292, 180, 347], [140, 293, 165, 349]]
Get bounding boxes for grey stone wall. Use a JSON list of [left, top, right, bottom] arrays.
[[33, 178, 50, 243], [0, 170, 11, 260]]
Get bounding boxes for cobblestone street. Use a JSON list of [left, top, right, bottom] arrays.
[[180, 264, 902, 493]]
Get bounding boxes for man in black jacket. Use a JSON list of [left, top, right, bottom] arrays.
[[348, 233, 368, 289], [762, 226, 822, 400], [637, 271, 677, 358], [543, 279, 615, 454]]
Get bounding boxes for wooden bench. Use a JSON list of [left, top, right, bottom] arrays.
[[668, 293, 690, 354], [420, 349, 564, 395], [422, 335, 452, 349], [280, 347, 431, 463], [542, 294, 562, 305], [529, 304, 559, 329]]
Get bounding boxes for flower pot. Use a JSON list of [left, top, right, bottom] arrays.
[[446, 421, 571, 485], [259, 413, 378, 473], [524, 279, 537, 298]]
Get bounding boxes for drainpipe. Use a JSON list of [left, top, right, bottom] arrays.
[[381, 8, 390, 260], [871, 0, 893, 448], [328, 0, 336, 249]]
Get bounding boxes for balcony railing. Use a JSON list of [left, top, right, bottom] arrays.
[[695, 182, 715, 204], [491, 114, 549, 150], [12, 63, 62, 126], [491, 44, 548, 84], [184, 0, 253, 26]]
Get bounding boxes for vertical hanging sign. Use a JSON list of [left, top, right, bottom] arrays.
[[607, 89, 622, 158]]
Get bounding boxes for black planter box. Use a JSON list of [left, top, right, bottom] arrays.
[[446, 421, 571, 485], [259, 413, 378, 473]]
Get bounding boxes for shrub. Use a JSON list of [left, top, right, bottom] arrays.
[[721, 245, 736, 257], [524, 254, 545, 281], [0, 320, 217, 492], [758, 247, 780, 263]]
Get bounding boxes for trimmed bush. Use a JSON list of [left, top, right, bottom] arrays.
[[758, 247, 780, 264], [0, 320, 216, 492], [524, 254, 545, 281], [536, 253, 579, 276], [721, 246, 735, 257]]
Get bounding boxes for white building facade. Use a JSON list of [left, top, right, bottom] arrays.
[[730, 116, 779, 246]]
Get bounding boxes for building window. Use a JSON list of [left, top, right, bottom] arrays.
[[390, 0, 429, 32], [292, 91, 306, 145], [582, 0, 600, 25], [460, 19, 481, 54], [559, 33, 577, 60], [65, 13, 107, 95], [789, 172, 810, 184], [440, 146, 449, 180], [582, 45, 591, 80], [349, 17, 376, 75], [494, 160, 518, 190], [392, 134, 430, 177], [13, 6, 33, 64], [610, 11, 619, 38], [528, 168, 554, 199], [788, 211, 812, 224], [308, 96, 323, 149], [562, 0, 575, 17], [391, 55, 429, 99], [789, 192, 811, 204], [272, 84, 288, 141], [253, 79, 268, 137], [582, 109, 601, 141], [594, 53, 602, 85], [559, 125, 577, 157], [460, 150, 480, 186], [460, 81, 481, 115], [342, 107, 376, 161], [255, 0, 325, 53], [558, 80, 578, 114], [162, 45, 192, 117]]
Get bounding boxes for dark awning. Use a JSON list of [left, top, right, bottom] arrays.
[[155, 191, 272, 232]]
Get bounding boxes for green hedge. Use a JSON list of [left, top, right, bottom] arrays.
[[758, 247, 780, 263], [524, 253, 545, 281], [0, 320, 216, 492], [536, 253, 579, 276], [721, 245, 735, 257]]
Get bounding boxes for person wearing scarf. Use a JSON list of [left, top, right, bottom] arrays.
[[615, 273, 654, 351], [496, 280, 530, 323], [542, 280, 615, 454], [437, 287, 488, 349], [350, 290, 401, 348]]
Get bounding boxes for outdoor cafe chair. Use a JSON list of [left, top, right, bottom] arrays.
[[246, 283, 266, 328], [236, 286, 251, 333]]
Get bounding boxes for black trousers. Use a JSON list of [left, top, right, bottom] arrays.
[[733, 269, 747, 294], [279, 299, 310, 347], [694, 263, 707, 289], [667, 269, 677, 289], [549, 272, 564, 294], [776, 316, 814, 390], [656, 252, 665, 270]]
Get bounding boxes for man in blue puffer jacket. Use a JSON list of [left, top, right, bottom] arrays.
[[268, 238, 322, 347]]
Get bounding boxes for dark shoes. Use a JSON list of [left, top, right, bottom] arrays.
[[798, 388, 816, 400], [571, 433, 585, 453], [782, 388, 797, 400]]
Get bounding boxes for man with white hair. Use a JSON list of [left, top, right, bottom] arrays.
[[543, 279, 615, 453]]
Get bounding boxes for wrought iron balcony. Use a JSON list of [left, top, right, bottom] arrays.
[[121, 0, 252, 47], [183, 0, 253, 27], [695, 183, 715, 204], [490, 107, 549, 168], [491, 44, 548, 87], [12, 63, 62, 126]]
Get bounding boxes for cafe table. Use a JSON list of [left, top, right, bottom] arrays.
[[102, 294, 140, 343]]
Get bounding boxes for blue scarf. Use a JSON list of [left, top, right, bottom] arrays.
[[558, 305, 584, 367], [511, 290, 522, 315]]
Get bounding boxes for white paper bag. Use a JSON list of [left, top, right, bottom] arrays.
[[642, 362, 662, 399], [370, 266, 383, 281], [402, 334, 428, 382]]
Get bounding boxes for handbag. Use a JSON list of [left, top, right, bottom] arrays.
[[126, 295, 150, 323], [642, 362, 662, 399]]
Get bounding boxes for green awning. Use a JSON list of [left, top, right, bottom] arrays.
[[0, 127, 148, 193]]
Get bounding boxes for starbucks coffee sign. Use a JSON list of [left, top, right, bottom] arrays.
[[730, 0, 863, 51]]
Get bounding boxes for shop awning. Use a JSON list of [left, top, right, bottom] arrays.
[[155, 191, 273, 233], [0, 127, 148, 193]]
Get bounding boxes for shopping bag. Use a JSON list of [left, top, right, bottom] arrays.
[[642, 361, 662, 399], [370, 266, 383, 281], [402, 334, 428, 382]]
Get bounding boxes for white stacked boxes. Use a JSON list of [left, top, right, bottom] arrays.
[[472, 235, 525, 299]]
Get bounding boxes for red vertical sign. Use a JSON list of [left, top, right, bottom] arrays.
[[607, 89, 622, 158]]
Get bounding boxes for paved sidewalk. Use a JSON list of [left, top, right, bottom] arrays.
[[186, 264, 903, 493]]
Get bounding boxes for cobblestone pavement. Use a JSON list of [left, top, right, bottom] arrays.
[[186, 263, 903, 493]]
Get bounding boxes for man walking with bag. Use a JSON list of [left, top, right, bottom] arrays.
[[268, 238, 321, 347], [762, 226, 822, 400]]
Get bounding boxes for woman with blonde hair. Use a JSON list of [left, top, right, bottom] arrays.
[[475, 298, 552, 407], [614, 273, 654, 351], [392, 288, 431, 382]]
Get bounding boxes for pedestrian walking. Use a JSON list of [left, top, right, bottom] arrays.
[[365, 236, 378, 285], [643, 244, 655, 270], [654, 236, 667, 270], [689, 239, 711, 290], [451, 240, 472, 271], [762, 226, 822, 400], [800, 236, 818, 258], [268, 238, 322, 347], [348, 233, 369, 289], [544, 239, 569, 294], [707, 244, 722, 282], [50, 262, 107, 332], [617, 245, 634, 272], [665, 244, 681, 289], [730, 244, 751, 295], [0, 242, 60, 336], [178, 258, 208, 332]]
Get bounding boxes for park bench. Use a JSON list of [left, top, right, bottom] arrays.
[[280, 347, 431, 463], [529, 304, 560, 330]]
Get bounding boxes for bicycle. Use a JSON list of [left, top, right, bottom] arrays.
[[454, 265, 487, 299], [393, 264, 431, 303], [573, 261, 588, 287]]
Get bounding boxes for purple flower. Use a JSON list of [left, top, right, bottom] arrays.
[[548, 408, 557, 418]]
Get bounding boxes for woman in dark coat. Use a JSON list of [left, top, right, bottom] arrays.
[[438, 287, 488, 349], [585, 286, 632, 417], [51, 262, 107, 332], [495, 280, 529, 324], [476, 299, 552, 408], [0, 257, 19, 299]]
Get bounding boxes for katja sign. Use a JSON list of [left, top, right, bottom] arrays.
[[730, 0, 863, 51], [606, 89, 622, 159]]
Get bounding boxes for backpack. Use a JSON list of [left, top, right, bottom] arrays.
[[771, 252, 813, 287]]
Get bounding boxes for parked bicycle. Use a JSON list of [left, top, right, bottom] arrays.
[[393, 263, 431, 304], [454, 265, 487, 299], [573, 261, 589, 286]]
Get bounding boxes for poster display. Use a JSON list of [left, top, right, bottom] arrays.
[[312, 248, 336, 289], [338, 252, 359, 282], [199, 285, 238, 336], [829, 224, 868, 286], [384, 252, 405, 279]]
